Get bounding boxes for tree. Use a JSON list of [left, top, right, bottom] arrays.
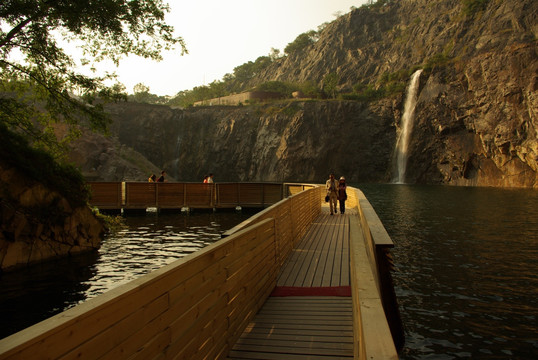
[[0, 0, 186, 156], [322, 73, 339, 99], [284, 30, 318, 56], [269, 47, 282, 61], [132, 83, 153, 103]]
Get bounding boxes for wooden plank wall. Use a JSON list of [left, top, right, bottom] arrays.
[[349, 187, 399, 359], [222, 186, 322, 267], [353, 187, 405, 353], [184, 183, 214, 207], [0, 219, 279, 360], [89, 182, 285, 209], [88, 182, 122, 208], [125, 182, 157, 208], [216, 183, 283, 207], [157, 183, 186, 208]]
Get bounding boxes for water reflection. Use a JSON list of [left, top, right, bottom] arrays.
[[0, 210, 253, 339], [360, 184, 538, 359]]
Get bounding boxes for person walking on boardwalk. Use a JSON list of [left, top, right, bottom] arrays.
[[148, 174, 156, 182], [326, 173, 338, 215], [338, 176, 347, 214]]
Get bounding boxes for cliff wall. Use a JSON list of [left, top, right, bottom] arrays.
[[76, 0, 536, 188], [106, 101, 397, 183], [0, 161, 104, 271]]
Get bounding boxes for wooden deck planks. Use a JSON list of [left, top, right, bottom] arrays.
[[229, 208, 356, 359], [277, 211, 350, 288], [228, 297, 353, 360]]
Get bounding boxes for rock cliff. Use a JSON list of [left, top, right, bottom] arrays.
[[74, 0, 536, 187], [0, 160, 104, 271], [105, 101, 397, 183]]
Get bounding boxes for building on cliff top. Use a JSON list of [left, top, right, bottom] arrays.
[[193, 91, 284, 106]]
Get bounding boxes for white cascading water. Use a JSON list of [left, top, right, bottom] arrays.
[[394, 69, 423, 183]]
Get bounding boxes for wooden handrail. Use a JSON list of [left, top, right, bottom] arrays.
[[222, 186, 322, 266], [0, 184, 402, 359], [0, 218, 280, 359], [351, 187, 404, 355], [350, 215, 398, 359], [0, 184, 323, 360], [88, 182, 288, 210]]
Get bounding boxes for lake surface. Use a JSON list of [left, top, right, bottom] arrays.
[[1, 185, 537, 359], [0, 209, 254, 339], [359, 184, 538, 359]]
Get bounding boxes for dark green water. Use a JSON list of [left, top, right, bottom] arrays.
[[0, 210, 255, 339], [1, 185, 537, 359], [359, 184, 538, 359]]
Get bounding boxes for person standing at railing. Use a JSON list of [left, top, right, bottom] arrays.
[[148, 174, 156, 182], [326, 173, 338, 215], [157, 170, 166, 182], [207, 173, 214, 183], [338, 176, 347, 214]]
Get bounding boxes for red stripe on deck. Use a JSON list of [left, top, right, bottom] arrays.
[[270, 286, 351, 297]]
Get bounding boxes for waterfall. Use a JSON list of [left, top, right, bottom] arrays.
[[394, 69, 423, 183]]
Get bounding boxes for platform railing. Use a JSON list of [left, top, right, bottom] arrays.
[[0, 185, 322, 360], [350, 187, 404, 357], [0, 184, 402, 359], [87, 182, 287, 210], [223, 185, 322, 267]]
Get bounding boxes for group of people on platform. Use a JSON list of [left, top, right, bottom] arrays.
[[148, 170, 166, 183], [147, 171, 346, 214], [148, 171, 215, 184], [202, 174, 214, 183], [326, 173, 347, 215]]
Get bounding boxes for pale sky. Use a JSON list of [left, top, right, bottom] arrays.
[[104, 0, 367, 96]]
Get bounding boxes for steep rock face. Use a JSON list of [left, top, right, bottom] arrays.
[[251, 0, 536, 91], [0, 162, 104, 271], [74, 0, 537, 188], [106, 101, 397, 183], [67, 128, 163, 182], [409, 42, 537, 187]]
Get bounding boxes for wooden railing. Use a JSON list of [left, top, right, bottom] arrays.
[[0, 184, 402, 359], [349, 187, 403, 358], [223, 185, 322, 267], [87, 182, 286, 210], [0, 186, 322, 360]]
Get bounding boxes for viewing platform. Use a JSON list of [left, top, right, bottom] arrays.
[[0, 183, 403, 360], [86, 182, 311, 211]]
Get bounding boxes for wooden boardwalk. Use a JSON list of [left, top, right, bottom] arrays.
[[228, 208, 355, 359], [0, 185, 400, 360]]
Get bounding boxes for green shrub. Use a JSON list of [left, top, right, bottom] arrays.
[[256, 81, 297, 97], [341, 84, 385, 102], [462, 0, 490, 17], [423, 53, 452, 72], [284, 30, 318, 55]]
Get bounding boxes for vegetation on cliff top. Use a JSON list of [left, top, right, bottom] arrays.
[[138, 0, 501, 108]]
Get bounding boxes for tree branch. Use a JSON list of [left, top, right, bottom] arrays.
[[0, 17, 33, 49]]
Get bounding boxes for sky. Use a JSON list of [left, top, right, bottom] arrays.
[[102, 0, 368, 96]]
